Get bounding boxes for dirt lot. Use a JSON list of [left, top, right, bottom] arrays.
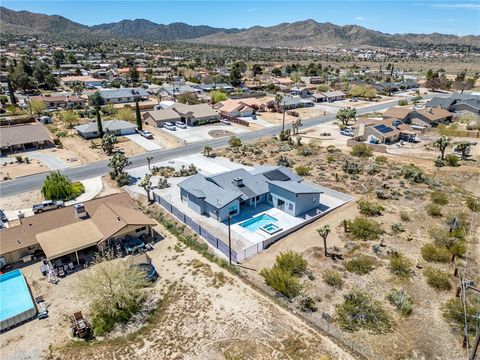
[[0, 221, 355, 360], [217, 136, 479, 360]]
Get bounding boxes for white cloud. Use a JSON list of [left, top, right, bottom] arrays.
[[431, 3, 480, 9], [354, 16, 365, 21]]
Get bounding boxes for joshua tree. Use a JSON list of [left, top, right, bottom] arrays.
[[317, 225, 331, 257], [336, 108, 356, 126], [291, 118, 302, 135], [433, 136, 451, 160], [88, 91, 106, 137], [203, 145, 213, 157], [139, 174, 152, 202], [101, 134, 117, 155], [454, 141, 471, 160], [108, 153, 131, 181]]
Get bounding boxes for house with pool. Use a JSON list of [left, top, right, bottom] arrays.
[[177, 166, 323, 234]]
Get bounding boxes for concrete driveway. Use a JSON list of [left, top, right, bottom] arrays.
[[24, 152, 69, 170], [125, 134, 162, 151], [162, 124, 249, 143]]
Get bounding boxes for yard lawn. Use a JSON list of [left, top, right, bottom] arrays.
[[0, 223, 355, 360]]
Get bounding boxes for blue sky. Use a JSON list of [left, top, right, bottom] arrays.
[[3, 1, 480, 35]]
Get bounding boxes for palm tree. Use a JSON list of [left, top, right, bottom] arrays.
[[317, 225, 331, 257], [433, 136, 451, 160], [88, 91, 106, 137]]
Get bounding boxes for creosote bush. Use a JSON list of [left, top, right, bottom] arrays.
[[466, 197, 479, 212], [357, 199, 384, 217], [336, 290, 392, 334], [426, 203, 442, 217], [388, 253, 413, 278], [351, 144, 373, 158], [347, 216, 384, 241], [295, 165, 311, 176], [345, 255, 376, 275], [387, 288, 413, 316], [322, 269, 344, 289], [424, 267, 451, 291], [430, 191, 449, 205], [421, 243, 450, 263]]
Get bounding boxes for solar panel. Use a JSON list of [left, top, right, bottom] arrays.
[[375, 124, 394, 134]]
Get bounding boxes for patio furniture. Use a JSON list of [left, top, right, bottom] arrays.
[[58, 267, 65, 277]]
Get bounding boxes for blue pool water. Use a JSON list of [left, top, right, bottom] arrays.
[[0, 270, 35, 322], [240, 214, 278, 232]]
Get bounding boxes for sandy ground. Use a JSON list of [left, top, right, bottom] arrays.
[[0, 222, 356, 360]]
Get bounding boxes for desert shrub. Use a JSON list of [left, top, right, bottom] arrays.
[[426, 203, 442, 217], [351, 144, 373, 158], [391, 223, 405, 233], [345, 256, 376, 275], [336, 290, 392, 333], [357, 199, 384, 217], [277, 155, 294, 167], [342, 159, 362, 174], [347, 216, 384, 241], [387, 289, 413, 316], [15, 155, 23, 163], [442, 298, 477, 337], [444, 154, 460, 167], [400, 211, 411, 221], [260, 267, 303, 299], [466, 197, 480, 212], [296, 294, 318, 312], [322, 269, 344, 289], [398, 99, 408, 106], [421, 243, 451, 263], [375, 155, 388, 164], [295, 165, 311, 176], [401, 164, 429, 183], [326, 145, 336, 153], [326, 155, 336, 163], [389, 253, 413, 278], [274, 251, 308, 277], [430, 191, 449, 205], [424, 267, 451, 290]]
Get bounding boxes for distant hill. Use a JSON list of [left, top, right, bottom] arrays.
[[1, 7, 479, 49], [192, 19, 480, 49]]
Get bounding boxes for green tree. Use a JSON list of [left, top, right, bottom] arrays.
[[52, 50, 66, 69], [6, 75, 16, 105], [433, 136, 451, 160], [229, 62, 244, 87], [317, 225, 331, 257], [101, 134, 118, 155], [116, 107, 135, 122], [135, 100, 142, 131], [290, 71, 301, 84], [203, 145, 213, 157], [41, 171, 84, 201], [228, 136, 242, 152], [129, 67, 140, 83], [59, 110, 79, 129], [29, 99, 46, 116], [209, 90, 228, 104], [88, 91, 106, 137]]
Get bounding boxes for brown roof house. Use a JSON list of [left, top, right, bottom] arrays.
[[0, 123, 53, 154], [383, 106, 453, 128], [0, 193, 156, 265], [143, 102, 220, 127]]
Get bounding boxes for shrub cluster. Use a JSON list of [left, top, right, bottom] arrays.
[[421, 243, 451, 263], [347, 216, 384, 241], [389, 253, 413, 278], [424, 267, 451, 291], [387, 289, 413, 316], [322, 269, 344, 289], [357, 199, 384, 217], [345, 255, 376, 275], [351, 144, 373, 158]]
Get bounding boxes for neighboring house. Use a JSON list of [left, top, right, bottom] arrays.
[[289, 87, 311, 98], [300, 76, 324, 85], [383, 106, 453, 128], [29, 94, 86, 109], [311, 90, 346, 103], [60, 75, 103, 87], [143, 108, 181, 127], [0, 193, 156, 265], [355, 118, 418, 144], [75, 120, 136, 139], [216, 99, 254, 118], [280, 97, 314, 110], [426, 94, 480, 115], [177, 166, 322, 222], [0, 123, 53, 154], [157, 84, 201, 99], [193, 83, 235, 93], [143, 103, 220, 127], [99, 88, 149, 104]]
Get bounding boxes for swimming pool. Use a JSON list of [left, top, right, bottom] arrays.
[[0, 270, 37, 332], [240, 214, 278, 232]]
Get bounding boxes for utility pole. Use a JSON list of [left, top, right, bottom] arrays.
[[471, 325, 479, 360], [227, 215, 232, 264], [458, 277, 480, 360]]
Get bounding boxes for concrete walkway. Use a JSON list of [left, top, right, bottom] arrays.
[[125, 134, 162, 151]]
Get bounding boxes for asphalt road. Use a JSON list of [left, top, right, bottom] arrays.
[[0, 96, 436, 197]]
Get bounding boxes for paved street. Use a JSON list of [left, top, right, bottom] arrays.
[[0, 96, 439, 197]]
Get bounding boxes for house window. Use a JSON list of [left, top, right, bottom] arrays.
[[288, 203, 293, 211], [255, 196, 260, 201], [135, 226, 147, 233], [228, 204, 238, 215]]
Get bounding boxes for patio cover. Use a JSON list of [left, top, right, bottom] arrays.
[[36, 220, 104, 260]]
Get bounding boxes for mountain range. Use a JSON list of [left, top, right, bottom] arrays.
[[1, 7, 479, 49]]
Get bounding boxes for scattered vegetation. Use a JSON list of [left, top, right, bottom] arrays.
[[357, 199, 384, 217], [322, 269, 344, 289], [345, 255, 376, 275], [426, 203, 443, 217], [351, 144, 373, 158], [424, 267, 451, 291], [347, 216, 384, 241], [421, 243, 451, 263], [387, 289, 413, 316], [388, 253, 413, 278], [430, 191, 449, 205]]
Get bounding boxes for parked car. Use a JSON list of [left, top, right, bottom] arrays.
[[220, 118, 231, 125], [137, 129, 153, 139], [0, 209, 7, 222], [135, 263, 159, 282], [340, 129, 354, 137], [32, 200, 65, 214], [164, 122, 176, 131], [175, 121, 187, 129]]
